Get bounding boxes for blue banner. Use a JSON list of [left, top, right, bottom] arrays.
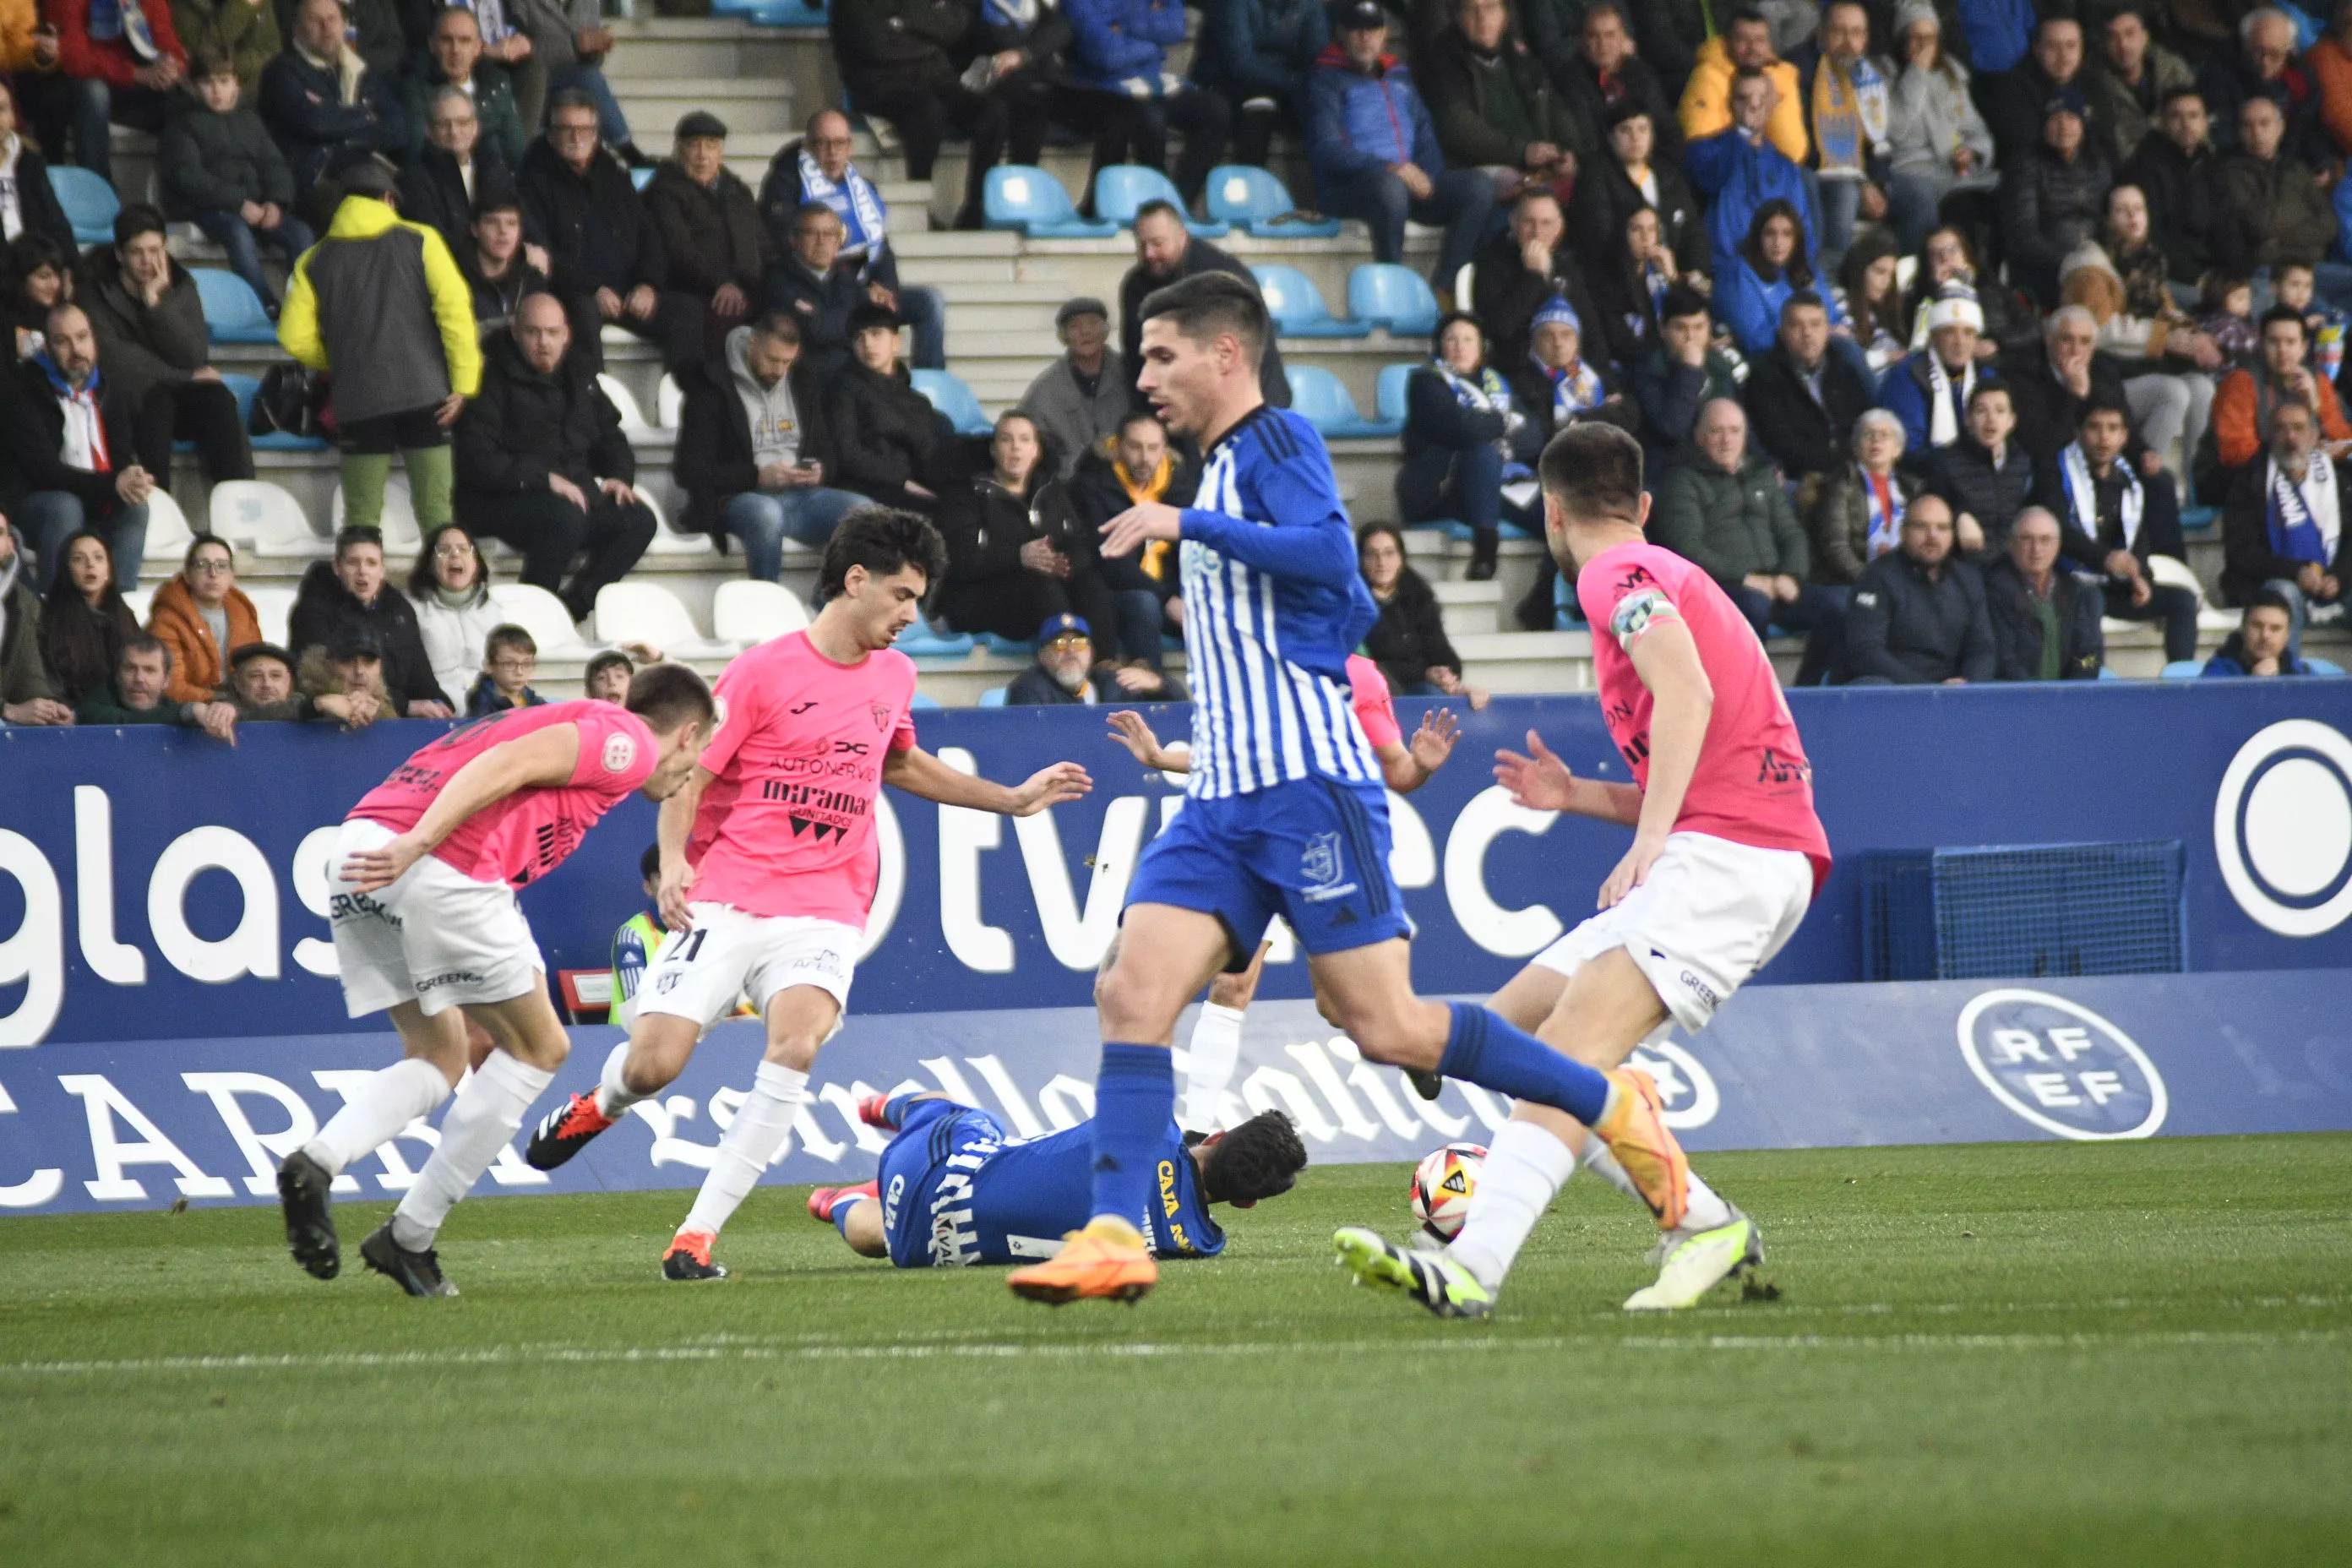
[[2, 971, 2345, 1215], [2, 682, 2350, 1047]]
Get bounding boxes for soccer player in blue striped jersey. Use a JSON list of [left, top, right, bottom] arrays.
[[1005, 271, 1694, 1308]]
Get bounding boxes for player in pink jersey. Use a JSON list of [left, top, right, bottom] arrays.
[[1340, 420, 1834, 1319], [520, 509, 1093, 1280], [275, 667, 717, 1296], [1102, 654, 1463, 1133]]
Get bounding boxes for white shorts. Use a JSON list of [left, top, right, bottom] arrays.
[[633, 901, 861, 1029], [329, 818, 546, 1018], [1530, 830, 1813, 1035]]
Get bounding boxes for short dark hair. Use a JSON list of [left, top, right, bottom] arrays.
[[792, 200, 842, 234], [1659, 283, 1710, 323], [1539, 421, 1645, 524], [585, 649, 635, 689], [1139, 270, 1269, 371], [1133, 198, 1184, 227], [819, 506, 949, 601], [624, 661, 716, 733], [640, 842, 662, 881], [2261, 303, 2308, 336], [1726, 4, 1767, 30], [749, 308, 802, 345], [408, 523, 486, 598], [2077, 394, 2132, 427], [2247, 587, 2296, 618], [1966, 379, 2012, 411], [189, 45, 236, 78], [1197, 1110, 1308, 1205], [1119, 407, 1168, 437], [2158, 83, 2206, 111], [8, 232, 66, 284], [1731, 63, 1769, 84], [484, 623, 536, 661], [1779, 289, 1826, 322], [471, 185, 524, 220], [122, 633, 172, 674], [182, 532, 233, 574], [547, 87, 600, 121], [112, 204, 167, 248], [1430, 308, 1484, 357], [335, 525, 385, 560]]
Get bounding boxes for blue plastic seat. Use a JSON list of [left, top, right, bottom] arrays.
[[193, 268, 280, 344], [896, 623, 977, 658], [2095, 664, 2120, 679], [714, 0, 828, 24], [978, 686, 1010, 707], [2179, 504, 2219, 533], [2312, 656, 2347, 674], [50, 165, 121, 246], [630, 165, 654, 190], [981, 633, 1038, 659], [1349, 264, 1440, 336], [220, 373, 330, 451], [909, 690, 943, 710], [1206, 166, 1341, 239], [1375, 362, 1416, 423], [1249, 264, 1368, 338], [1093, 166, 1228, 236], [2160, 660, 2204, 679], [910, 368, 992, 436], [1288, 365, 1401, 439], [983, 166, 1119, 239]]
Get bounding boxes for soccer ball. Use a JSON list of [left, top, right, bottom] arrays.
[[1410, 1142, 1487, 1242]]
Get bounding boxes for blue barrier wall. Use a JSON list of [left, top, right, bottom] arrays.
[[2, 681, 2349, 1047]]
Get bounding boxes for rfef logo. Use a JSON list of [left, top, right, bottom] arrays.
[[1955, 988, 2168, 1141]]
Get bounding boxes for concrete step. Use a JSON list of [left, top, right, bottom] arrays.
[[1430, 579, 1502, 638], [601, 17, 811, 83], [620, 77, 798, 138]]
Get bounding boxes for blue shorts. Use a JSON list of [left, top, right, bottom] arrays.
[[1125, 776, 1410, 967], [876, 1100, 1007, 1270]]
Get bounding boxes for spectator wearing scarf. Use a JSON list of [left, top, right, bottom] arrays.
[[7, 306, 155, 594], [1070, 408, 1196, 622], [1791, 1, 1891, 256], [1398, 311, 1538, 578], [2033, 393, 2198, 661], [2221, 392, 2349, 659], [1811, 407, 1917, 584], [1510, 295, 1616, 444], [757, 112, 949, 371], [1880, 284, 1987, 454]]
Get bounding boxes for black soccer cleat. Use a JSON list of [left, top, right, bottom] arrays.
[[1405, 1068, 1444, 1102], [276, 1149, 340, 1280], [525, 1092, 619, 1171], [662, 1230, 729, 1281], [360, 1222, 458, 1297]]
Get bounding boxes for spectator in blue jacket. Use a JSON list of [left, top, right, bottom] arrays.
[[2203, 590, 2316, 676], [1686, 64, 1820, 275], [1305, 1, 1495, 295], [1954, 0, 2036, 78], [1880, 285, 1995, 458], [1064, 0, 1232, 207], [1191, 0, 1329, 168], [1713, 197, 1848, 356]]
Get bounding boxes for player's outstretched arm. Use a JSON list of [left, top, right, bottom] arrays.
[[1601, 618, 1715, 909], [1107, 710, 1188, 772], [655, 765, 716, 932], [1378, 707, 1460, 792], [340, 723, 585, 891], [883, 746, 1093, 815], [1494, 729, 1643, 825]]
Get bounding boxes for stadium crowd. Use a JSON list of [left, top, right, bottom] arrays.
[[3, 0, 2351, 727]]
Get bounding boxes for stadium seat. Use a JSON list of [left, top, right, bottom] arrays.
[[2179, 504, 2219, 533], [51, 165, 120, 246], [592, 581, 736, 657], [246, 585, 296, 648], [909, 690, 942, 710], [488, 584, 590, 655], [1093, 166, 1228, 237], [2160, 660, 2204, 679], [192, 269, 279, 345], [1206, 166, 1341, 239], [2095, 664, 2121, 679], [144, 487, 194, 562], [714, 0, 828, 25], [912, 368, 992, 436], [630, 166, 654, 191], [330, 471, 421, 551], [978, 685, 1010, 707], [1249, 265, 1368, 338], [638, 487, 716, 557], [122, 585, 153, 623], [599, 373, 652, 432], [1375, 362, 1415, 424], [2313, 656, 2347, 675], [211, 479, 329, 558], [1348, 264, 1440, 336], [983, 166, 1119, 239], [656, 373, 683, 428], [220, 373, 329, 451], [1287, 366, 1402, 439], [711, 579, 809, 643], [896, 623, 977, 657], [981, 633, 1037, 659]]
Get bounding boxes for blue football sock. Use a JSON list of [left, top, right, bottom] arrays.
[[832, 1195, 869, 1240], [1438, 1002, 1610, 1126], [881, 1092, 923, 1129], [1089, 1043, 1175, 1225]]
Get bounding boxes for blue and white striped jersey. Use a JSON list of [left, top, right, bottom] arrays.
[[1177, 406, 1382, 798]]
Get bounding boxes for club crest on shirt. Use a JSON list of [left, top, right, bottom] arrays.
[[871, 701, 893, 733], [602, 732, 639, 773]]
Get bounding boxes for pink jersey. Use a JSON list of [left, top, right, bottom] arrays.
[[686, 630, 918, 927], [1576, 541, 1832, 883], [1346, 655, 1402, 751], [350, 700, 658, 888]]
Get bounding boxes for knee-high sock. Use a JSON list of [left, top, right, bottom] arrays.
[[389, 1051, 553, 1250], [1089, 1043, 1173, 1226], [1438, 1003, 1611, 1126], [1180, 1004, 1245, 1134], [592, 1042, 645, 1120], [679, 1062, 808, 1239], [1447, 1119, 1577, 1292], [1584, 1139, 1734, 1232], [302, 1057, 449, 1177]]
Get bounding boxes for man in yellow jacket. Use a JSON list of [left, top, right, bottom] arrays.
[[278, 156, 482, 537], [1679, 8, 1808, 166]]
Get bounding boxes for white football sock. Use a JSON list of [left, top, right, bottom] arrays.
[[302, 1057, 450, 1177], [1580, 1138, 1642, 1200], [679, 1062, 808, 1239], [1583, 1139, 1734, 1232], [389, 1051, 553, 1251], [1446, 1119, 1577, 1293], [592, 1042, 645, 1120], [1181, 1003, 1245, 1133]]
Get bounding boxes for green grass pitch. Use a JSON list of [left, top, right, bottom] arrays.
[[2, 1134, 2347, 1566]]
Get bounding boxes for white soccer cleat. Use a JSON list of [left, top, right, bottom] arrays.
[[1622, 1208, 1763, 1311]]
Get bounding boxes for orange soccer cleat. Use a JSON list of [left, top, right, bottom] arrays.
[[1005, 1216, 1158, 1305], [1592, 1067, 1690, 1231]]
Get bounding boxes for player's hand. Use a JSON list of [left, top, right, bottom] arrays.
[[1008, 760, 1093, 814], [343, 832, 427, 893], [658, 858, 698, 932], [1494, 729, 1576, 814], [1408, 708, 1459, 772], [1100, 500, 1184, 559], [1105, 709, 1172, 769], [1598, 831, 1668, 910]]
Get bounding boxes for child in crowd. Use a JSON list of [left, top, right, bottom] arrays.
[[2275, 262, 2349, 385], [6, 233, 71, 362], [2195, 271, 2257, 366], [156, 49, 313, 314], [466, 623, 548, 715]]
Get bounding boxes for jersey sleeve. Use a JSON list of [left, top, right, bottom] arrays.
[[1347, 658, 1402, 750], [569, 708, 659, 797], [889, 662, 918, 754], [696, 665, 760, 778], [1584, 558, 1685, 653]]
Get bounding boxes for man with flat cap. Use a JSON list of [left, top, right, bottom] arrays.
[[644, 110, 771, 356], [1019, 298, 1130, 479]]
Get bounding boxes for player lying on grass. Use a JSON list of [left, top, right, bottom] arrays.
[[520, 509, 1095, 1282], [807, 1092, 1308, 1267], [1334, 420, 1834, 1317], [1101, 654, 1459, 1135], [1003, 272, 1690, 1309], [275, 663, 716, 1297]]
